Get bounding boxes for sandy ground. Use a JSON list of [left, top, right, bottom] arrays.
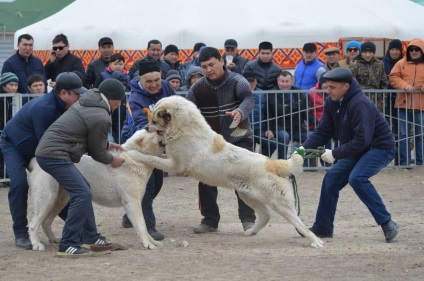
[[0, 168, 424, 281]]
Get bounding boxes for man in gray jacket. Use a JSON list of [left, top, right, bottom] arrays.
[[35, 78, 126, 258]]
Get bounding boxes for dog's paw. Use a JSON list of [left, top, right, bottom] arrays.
[[310, 238, 324, 248], [244, 228, 257, 236], [32, 242, 45, 251]]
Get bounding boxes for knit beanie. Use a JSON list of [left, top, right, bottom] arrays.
[[98, 78, 125, 100], [361, 42, 376, 53], [164, 44, 179, 55], [138, 59, 161, 76], [166, 70, 182, 82], [0, 72, 19, 87], [388, 39, 402, 51], [345, 40, 361, 51]]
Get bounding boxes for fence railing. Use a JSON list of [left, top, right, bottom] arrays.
[[1, 89, 422, 182]]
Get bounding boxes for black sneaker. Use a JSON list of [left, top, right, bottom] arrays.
[[308, 227, 333, 238], [82, 233, 111, 247], [148, 228, 165, 241], [381, 220, 398, 243], [56, 246, 93, 258], [15, 237, 32, 250], [122, 214, 133, 228]]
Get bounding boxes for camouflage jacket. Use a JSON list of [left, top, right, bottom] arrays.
[[350, 57, 389, 112]]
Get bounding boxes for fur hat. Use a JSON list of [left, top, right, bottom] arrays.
[[164, 44, 179, 55], [138, 59, 161, 76], [0, 72, 18, 87], [98, 78, 125, 100], [388, 39, 402, 51], [361, 42, 376, 53]]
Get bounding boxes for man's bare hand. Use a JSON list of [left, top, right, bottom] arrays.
[[108, 142, 124, 151], [111, 155, 125, 168], [225, 110, 241, 123]]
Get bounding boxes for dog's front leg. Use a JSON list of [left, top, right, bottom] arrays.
[[127, 150, 177, 174]]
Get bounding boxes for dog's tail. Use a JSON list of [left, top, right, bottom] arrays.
[[266, 154, 304, 178]]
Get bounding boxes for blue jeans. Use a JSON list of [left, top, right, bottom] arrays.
[[312, 147, 395, 235], [397, 109, 423, 165], [36, 157, 98, 249]]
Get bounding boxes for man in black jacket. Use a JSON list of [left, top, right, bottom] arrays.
[[84, 37, 114, 88], [44, 33, 85, 89], [222, 39, 249, 74], [129, 39, 170, 79]]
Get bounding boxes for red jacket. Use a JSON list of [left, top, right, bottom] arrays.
[[308, 82, 327, 129]]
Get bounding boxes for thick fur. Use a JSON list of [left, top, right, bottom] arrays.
[[128, 96, 324, 248], [27, 129, 164, 251]]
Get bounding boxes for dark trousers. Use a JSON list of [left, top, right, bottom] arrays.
[[1, 137, 68, 239], [36, 157, 98, 249], [198, 138, 256, 228], [142, 168, 163, 228]]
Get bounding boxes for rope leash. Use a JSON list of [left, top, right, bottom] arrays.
[[290, 146, 326, 215]]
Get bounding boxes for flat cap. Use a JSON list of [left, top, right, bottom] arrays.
[[324, 47, 340, 54], [323, 68, 353, 84]]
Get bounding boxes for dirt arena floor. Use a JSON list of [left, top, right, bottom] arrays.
[[0, 167, 423, 281]]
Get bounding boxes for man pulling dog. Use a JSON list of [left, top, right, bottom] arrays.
[[302, 68, 399, 243]]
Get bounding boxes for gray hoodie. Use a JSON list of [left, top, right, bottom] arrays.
[[36, 89, 114, 164]]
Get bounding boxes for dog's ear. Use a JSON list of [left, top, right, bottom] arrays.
[[157, 109, 172, 124]]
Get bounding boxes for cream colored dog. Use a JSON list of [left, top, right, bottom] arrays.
[[127, 96, 324, 248], [27, 129, 164, 251]]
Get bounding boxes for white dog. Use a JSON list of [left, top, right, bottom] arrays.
[[127, 96, 324, 248], [27, 129, 164, 251]]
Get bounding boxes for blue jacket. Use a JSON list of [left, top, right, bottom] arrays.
[[294, 58, 325, 90], [303, 79, 394, 159], [1, 52, 46, 94], [250, 87, 265, 136], [1, 90, 67, 160], [121, 77, 175, 141]]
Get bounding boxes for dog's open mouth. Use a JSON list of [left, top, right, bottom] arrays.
[[157, 130, 164, 136]]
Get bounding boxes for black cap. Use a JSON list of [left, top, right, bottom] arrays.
[[323, 68, 353, 84], [164, 44, 179, 55], [98, 37, 113, 47], [224, 39, 238, 48], [98, 78, 125, 100], [361, 42, 376, 53], [303, 43, 317, 52], [139, 59, 161, 76], [56, 72, 87, 95], [242, 70, 256, 81]]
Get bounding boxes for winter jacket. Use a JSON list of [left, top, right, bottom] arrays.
[[389, 38, 424, 110], [179, 66, 203, 91], [44, 52, 86, 82], [121, 77, 175, 142], [94, 67, 130, 89], [303, 79, 395, 160], [243, 59, 281, 90], [162, 59, 187, 86], [85, 57, 109, 88], [294, 58, 326, 90], [1, 52, 46, 94], [308, 82, 327, 130], [1, 90, 67, 160], [266, 86, 308, 135], [35, 89, 114, 164]]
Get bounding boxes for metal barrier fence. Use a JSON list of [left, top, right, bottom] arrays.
[[1, 89, 422, 183]]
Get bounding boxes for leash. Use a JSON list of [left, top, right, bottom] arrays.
[[289, 146, 326, 216], [289, 175, 301, 216]]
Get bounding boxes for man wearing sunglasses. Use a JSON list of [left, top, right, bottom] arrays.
[[389, 38, 424, 167], [45, 33, 85, 89], [339, 40, 361, 69], [222, 39, 249, 74]]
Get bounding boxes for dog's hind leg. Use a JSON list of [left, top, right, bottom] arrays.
[[123, 198, 162, 249], [270, 201, 324, 248], [42, 187, 68, 244], [237, 192, 271, 236]]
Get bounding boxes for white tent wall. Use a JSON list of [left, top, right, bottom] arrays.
[[14, 0, 424, 50]]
